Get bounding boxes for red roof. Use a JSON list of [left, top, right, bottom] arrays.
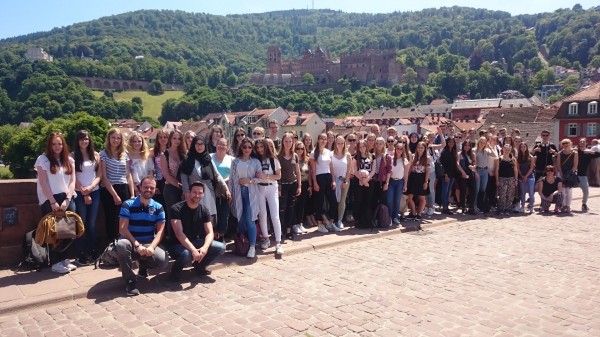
[[563, 81, 600, 102]]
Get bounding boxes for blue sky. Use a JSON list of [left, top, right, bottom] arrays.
[[0, 1, 596, 40]]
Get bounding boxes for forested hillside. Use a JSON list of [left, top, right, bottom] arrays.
[[1, 6, 599, 127]]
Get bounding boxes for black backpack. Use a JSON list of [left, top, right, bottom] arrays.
[[18, 230, 50, 270], [94, 240, 120, 269]]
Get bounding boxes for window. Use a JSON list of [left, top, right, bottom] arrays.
[[587, 123, 597, 137], [589, 101, 598, 115], [568, 102, 578, 115], [568, 123, 578, 137]]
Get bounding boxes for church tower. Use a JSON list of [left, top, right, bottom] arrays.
[[267, 46, 282, 74]]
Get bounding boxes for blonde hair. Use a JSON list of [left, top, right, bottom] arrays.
[[104, 128, 127, 160], [127, 131, 149, 160]]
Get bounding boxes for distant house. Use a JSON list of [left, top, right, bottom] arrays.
[[281, 111, 326, 142], [553, 81, 600, 144], [451, 99, 502, 121], [481, 106, 556, 146]]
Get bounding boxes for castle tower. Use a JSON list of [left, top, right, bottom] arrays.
[[267, 46, 282, 74]]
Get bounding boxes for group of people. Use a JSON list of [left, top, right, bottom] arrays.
[[34, 120, 599, 295]]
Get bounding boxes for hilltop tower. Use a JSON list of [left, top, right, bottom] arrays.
[[267, 46, 282, 74]]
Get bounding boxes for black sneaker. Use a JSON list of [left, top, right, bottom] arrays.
[[582, 204, 588, 212], [76, 255, 92, 266], [193, 267, 212, 276], [406, 213, 416, 220], [138, 268, 148, 278], [415, 215, 422, 221], [126, 279, 140, 296]]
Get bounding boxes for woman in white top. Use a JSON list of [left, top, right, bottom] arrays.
[[36, 132, 76, 214], [211, 137, 234, 241], [254, 138, 284, 255], [332, 135, 352, 229], [72, 130, 101, 265], [387, 141, 409, 224], [127, 131, 154, 195], [310, 133, 340, 233], [99, 128, 134, 240]]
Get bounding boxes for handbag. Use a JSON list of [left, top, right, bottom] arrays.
[[560, 152, 580, 188], [233, 232, 250, 256], [54, 211, 77, 240], [434, 160, 445, 178]]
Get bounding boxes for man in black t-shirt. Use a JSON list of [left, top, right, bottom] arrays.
[[533, 130, 558, 178], [168, 181, 226, 281]]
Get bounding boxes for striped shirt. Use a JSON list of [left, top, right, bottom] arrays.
[[119, 197, 165, 243], [100, 149, 129, 185]]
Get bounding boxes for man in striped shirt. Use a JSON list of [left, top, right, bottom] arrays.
[[116, 176, 168, 296]]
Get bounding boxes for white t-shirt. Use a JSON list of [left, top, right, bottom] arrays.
[[35, 154, 75, 205], [390, 158, 408, 179], [311, 148, 333, 175], [257, 157, 281, 183], [75, 159, 99, 192], [331, 153, 349, 179]]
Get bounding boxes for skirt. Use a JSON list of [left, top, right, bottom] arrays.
[[404, 172, 430, 196]]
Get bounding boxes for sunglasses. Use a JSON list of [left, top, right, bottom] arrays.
[[242, 145, 252, 149], [542, 134, 550, 137], [253, 132, 263, 136], [387, 140, 395, 143], [296, 147, 305, 150], [348, 139, 357, 142], [562, 143, 569, 145], [546, 169, 554, 173], [236, 134, 245, 137]]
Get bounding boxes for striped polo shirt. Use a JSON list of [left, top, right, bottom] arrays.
[[100, 149, 129, 185], [119, 197, 165, 243]]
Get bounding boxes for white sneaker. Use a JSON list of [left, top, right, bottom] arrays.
[[331, 223, 342, 232], [51, 262, 70, 274], [336, 221, 344, 230], [259, 239, 270, 250], [275, 244, 284, 255], [292, 225, 302, 234], [426, 207, 434, 216], [317, 224, 329, 233], [299, 224, 309, 233], [246, 246, 256, 258], [62, 259, 77, 271]]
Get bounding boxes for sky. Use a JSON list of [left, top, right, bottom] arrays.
[[0, 1, 596, 40]]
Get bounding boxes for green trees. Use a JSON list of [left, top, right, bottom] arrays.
[[147, 80, 165, 95]]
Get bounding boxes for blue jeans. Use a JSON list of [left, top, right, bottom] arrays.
[[474, 168, 489, 209], [441, 177, 455, 209], [237, 186, 257, 245], [579, 176, 589, 204], [386, 178, 404, 220], [74, 189, 100, 256], [519, 177, 536, 208], [168, 239, 226, 276]]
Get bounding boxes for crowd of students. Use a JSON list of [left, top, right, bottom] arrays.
[[35, 121, 600, 284]]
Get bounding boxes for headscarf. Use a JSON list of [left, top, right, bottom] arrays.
[[180, 135, 216, 182]]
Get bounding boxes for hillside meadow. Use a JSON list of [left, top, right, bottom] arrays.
[[92, 90, 184, 120]]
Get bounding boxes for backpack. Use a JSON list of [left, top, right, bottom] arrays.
[[94, 240, 120, 269], [233, 232, 250, 257], [373, 203, 392, 229], [19, 229, 50, 270]]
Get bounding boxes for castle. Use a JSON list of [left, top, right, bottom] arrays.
[[250, 46, 428, 86]]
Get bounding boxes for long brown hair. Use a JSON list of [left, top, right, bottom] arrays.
[[168, 130, 187, 158], [45, 132, 73, 174], [153, 129, 169, 158], [73, 130, 96, 173], [412, 141, 428, 167]]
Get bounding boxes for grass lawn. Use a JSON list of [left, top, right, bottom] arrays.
[[0, 165, 13, 179], [92, 90, 184, 120]]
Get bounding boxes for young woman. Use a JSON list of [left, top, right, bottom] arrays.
[[229, 138, 261, 258], [495, 144, 518, 215], [302, 133, 314, 154], [294, 141, 312, 233], [159, 130, 186, 221], [457, 140, 477, 215], [180, 135, 230, 227], [310, 133, 340, 233], [278, 133, 302, 239], [211, 137, 234, 241], [408, 132, 420, 154], [439, 137, 459, 214], [555, 138, 578, 213], [150, 129, 169, 207], [254, 138, 284, 254], [351, 139, 376, 228], [576, 138, 600, 211], [183, 131, 196, 151], [206, 125, 224, 154], [404, 141, 430, 220], [517, 142, 536, 213], [366, 133, 376, 153], [373, 137, 392, 208], [230, 127, 246, 157], [127, 131, 154, 196], [536, 165, 563, 213], [386, 136, 396, 156], [387, 142, 409, 224], [326, 131, 336, 151], [474, 137, 497, 213], [72, 130, 101, 265], [424, 128, 446, 216], [36, 132, 77, 273], [487, 136, 501, 210], [99, 128, 134, 240], [331, 135, 352, 229]]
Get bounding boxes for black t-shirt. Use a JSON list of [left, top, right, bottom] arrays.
[[534, 143, 557, 172], [539, 176, 562, 196], [169, 201, 210, 244]]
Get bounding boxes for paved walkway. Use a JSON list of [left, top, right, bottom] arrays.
[[0, 188, 599, 335]]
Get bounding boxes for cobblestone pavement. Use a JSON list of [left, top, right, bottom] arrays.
[[1, 198, 599, 336]]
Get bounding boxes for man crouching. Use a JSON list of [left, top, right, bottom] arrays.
[[116, 176, 169, 296], [168, 181, 226, 282]]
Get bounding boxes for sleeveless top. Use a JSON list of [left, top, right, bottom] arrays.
[[498, 158, 515, 178], [331, 153, 348, 179]]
